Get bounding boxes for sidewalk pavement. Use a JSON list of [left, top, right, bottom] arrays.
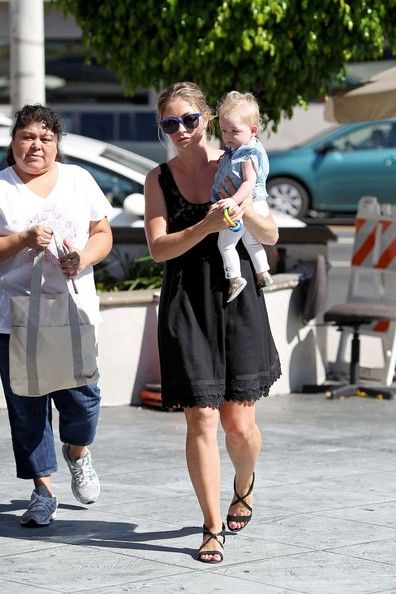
[[0, 392, 395, 594]]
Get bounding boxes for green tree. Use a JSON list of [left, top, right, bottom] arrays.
[[53, 0, 396, 128]]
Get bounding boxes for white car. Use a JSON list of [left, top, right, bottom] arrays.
[[0, 128, 305, 231], [0, 128, 157, 227], [0, 114, 12, 127], [0, 126, 308, 282]]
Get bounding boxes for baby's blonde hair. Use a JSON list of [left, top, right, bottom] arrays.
[[217, 91, 262, 130]]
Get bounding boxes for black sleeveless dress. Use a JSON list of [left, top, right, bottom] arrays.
[[157, 163, 281, 409]]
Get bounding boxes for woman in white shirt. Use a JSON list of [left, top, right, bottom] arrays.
[[0, 104, 113, 527]]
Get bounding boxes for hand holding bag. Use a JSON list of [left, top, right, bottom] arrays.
[[9, 244, 99, 396]]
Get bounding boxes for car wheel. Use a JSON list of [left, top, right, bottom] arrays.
[[267, 177, 310, 218]]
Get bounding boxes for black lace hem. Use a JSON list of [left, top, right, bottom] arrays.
[[161, 359, 282, 410]]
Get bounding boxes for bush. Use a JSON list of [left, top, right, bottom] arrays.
[[95, 255, 163, 292]]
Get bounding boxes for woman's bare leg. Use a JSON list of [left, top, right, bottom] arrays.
[[184, 406, 223, 561], [220, 401, 262, 530]]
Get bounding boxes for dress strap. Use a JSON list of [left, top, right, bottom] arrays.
[[158, 162, 182, 209], [159, 162, 175, 192]]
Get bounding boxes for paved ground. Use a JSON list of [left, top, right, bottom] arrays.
[[0, 392, 395, 593]]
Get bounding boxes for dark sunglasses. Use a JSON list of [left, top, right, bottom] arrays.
[[159, 112, 203, 135]]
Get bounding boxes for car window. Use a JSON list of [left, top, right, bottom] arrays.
[[63, 155, 143, 207], [101, 147, 154, 175], [387, 124, 396, 147], [0, 146, 7, 170], [332, 123, 395, 152]]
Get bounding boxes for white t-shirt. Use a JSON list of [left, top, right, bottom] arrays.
[[0, 162, 114, 332]]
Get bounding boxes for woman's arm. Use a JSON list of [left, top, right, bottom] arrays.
[[144, 166, 226, 263], [218, 176, 279, 246], [241, 200, 279, 246], [0, 225, 53, 262], [60, 218, 113, 277]]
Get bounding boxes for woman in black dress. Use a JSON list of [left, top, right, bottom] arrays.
[[144, 82, 281, 563]]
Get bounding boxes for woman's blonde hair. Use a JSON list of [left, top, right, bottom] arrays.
[[156, 81, 214, 134], [217, 91, 262, 130]]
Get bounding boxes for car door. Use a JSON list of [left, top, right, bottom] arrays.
[[62, 155, 143, 207], [0, 146, 7, 170], [315, 122, 396, 212]]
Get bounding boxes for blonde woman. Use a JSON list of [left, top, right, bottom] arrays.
[[144, 82, 281, 563]]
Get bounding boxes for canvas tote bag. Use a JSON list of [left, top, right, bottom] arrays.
[[9, 245, 99, 396]]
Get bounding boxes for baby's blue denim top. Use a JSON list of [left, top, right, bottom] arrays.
[[211, 137, 269, 203]]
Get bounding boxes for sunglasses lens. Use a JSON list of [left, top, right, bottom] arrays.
[[183, 114, 200, 130], [160, 113, 201, 134], [161, 119, 179, 134]]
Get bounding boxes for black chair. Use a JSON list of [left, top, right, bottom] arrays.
[[303, 196, 396, 400], [303, 301, 396, 399]]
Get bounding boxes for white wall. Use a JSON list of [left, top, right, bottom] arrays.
[[261, 103, 337, 151]]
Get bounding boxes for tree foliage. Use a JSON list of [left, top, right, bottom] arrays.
[[53, 0, 396, 129]]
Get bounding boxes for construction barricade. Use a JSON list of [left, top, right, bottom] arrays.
[[331, 196, 396, 386]]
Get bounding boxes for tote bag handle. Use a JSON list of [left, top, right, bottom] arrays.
[[26, 243, 85, 395], [52, 234, 78, 294]]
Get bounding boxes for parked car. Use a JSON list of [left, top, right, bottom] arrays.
[[267, 119, 396, 218], [0, 127, 311, 283], [0, 127, 308, 232], [0, 128, 157, 226], [0, 114, 12, 127]]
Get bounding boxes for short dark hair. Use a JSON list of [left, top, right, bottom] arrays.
[[7, 104, 66, 165]]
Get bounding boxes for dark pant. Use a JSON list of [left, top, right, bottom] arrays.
[[0, 334, 101, 479]]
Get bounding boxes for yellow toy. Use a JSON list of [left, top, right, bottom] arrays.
[[223, 208, 243, 232]]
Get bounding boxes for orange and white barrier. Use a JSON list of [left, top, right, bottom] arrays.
[[375, 219, 396, 272], [333, 196, 396, 386]]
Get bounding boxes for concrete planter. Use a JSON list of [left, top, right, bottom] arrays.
[[97, 277, 326, 406], [98, 289, 161, 406], [0, 278, 326, 408]]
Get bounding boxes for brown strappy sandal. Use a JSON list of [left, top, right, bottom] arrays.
[[197, 523, 225, 563], [226, 472, 255, 532]]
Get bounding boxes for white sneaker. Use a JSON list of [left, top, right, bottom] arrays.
[[227, 277, 247, 303], [20, 487, 57, 527], [62, 444, 100, 505]]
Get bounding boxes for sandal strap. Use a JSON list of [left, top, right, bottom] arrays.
[[231, 472, 255, 513], [226, 512, 251, 523], [198, 523, 225, 552], [197, 549, 224, 562]]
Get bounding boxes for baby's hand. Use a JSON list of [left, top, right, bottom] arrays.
[[216, 197, 238, 210]]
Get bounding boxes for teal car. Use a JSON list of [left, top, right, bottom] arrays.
[[267, 119, 396, 218]]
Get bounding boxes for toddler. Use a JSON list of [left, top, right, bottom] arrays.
[[211, 91, 273, 302]]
